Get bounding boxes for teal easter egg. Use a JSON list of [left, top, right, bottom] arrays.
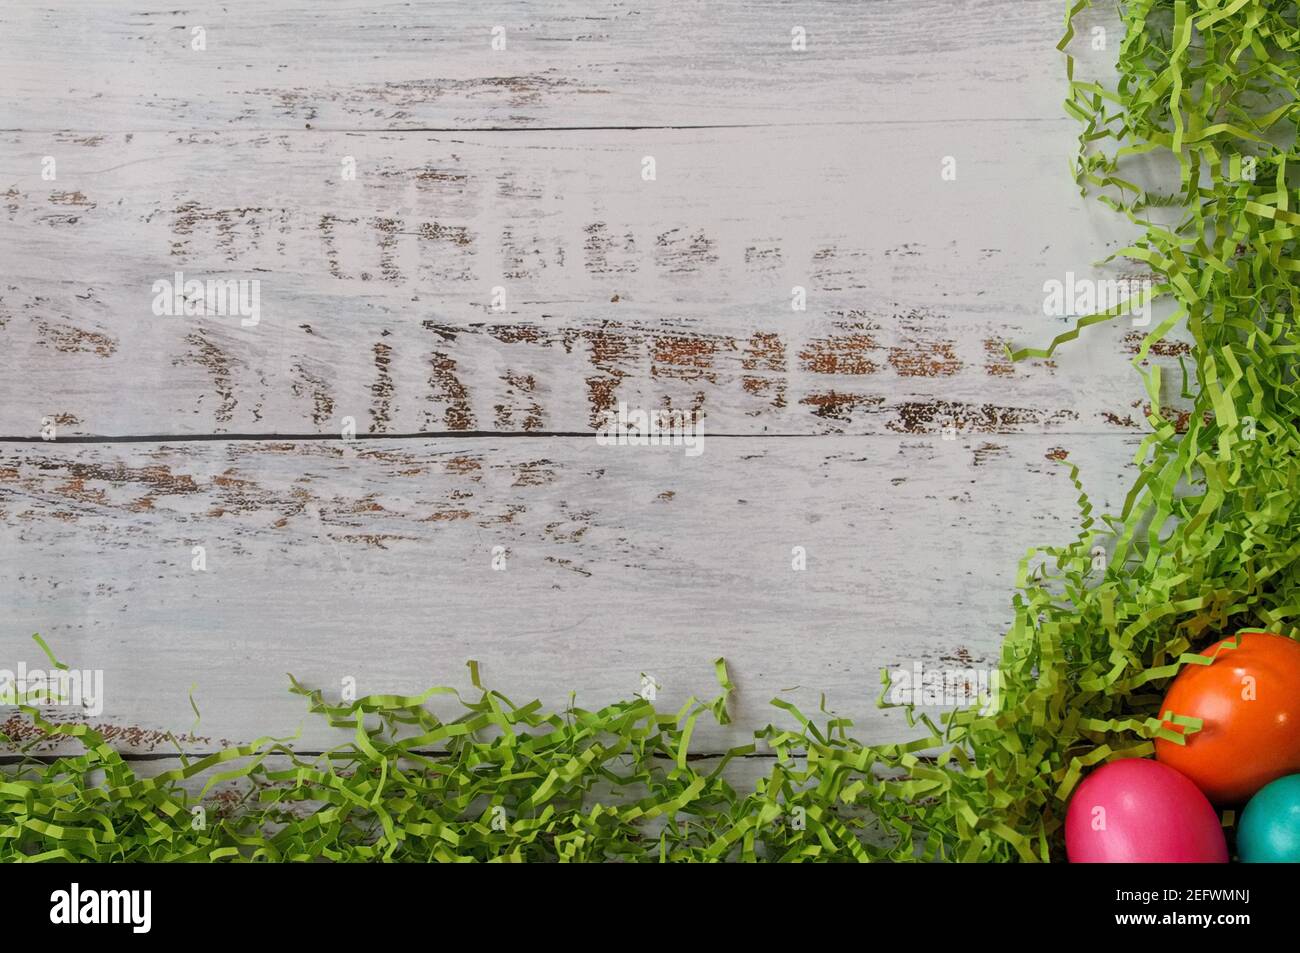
[[1238, 774, 1300, 862]]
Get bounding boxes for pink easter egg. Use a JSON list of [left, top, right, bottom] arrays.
[[1065, 758, 1228, 863]]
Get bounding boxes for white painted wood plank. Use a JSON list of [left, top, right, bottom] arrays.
[[0, 0, 1117, 131], [1, 433, 1142, 753], [0, 124, 1185, 437]]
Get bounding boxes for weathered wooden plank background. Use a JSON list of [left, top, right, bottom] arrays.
[[1, 126, 1181, 438], [0, 1, 1153, 766]]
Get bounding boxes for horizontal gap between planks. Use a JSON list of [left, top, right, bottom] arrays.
[[0, 431, 1143, 445], [0, 750, 784, 765], [0, 117, 1072, 136]]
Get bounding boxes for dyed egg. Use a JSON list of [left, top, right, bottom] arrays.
[[1238, 774, 1300, 862], [1155, 631, 1300, 805], [1065, 758, 1227, 863]]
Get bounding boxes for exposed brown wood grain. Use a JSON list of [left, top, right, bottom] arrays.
[[0, 126, 1187, 437]]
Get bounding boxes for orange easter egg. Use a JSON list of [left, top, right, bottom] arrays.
[[1155, 631, 1300, 806]]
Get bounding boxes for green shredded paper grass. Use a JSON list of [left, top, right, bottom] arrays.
[[4, 0, 1300, 861]]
